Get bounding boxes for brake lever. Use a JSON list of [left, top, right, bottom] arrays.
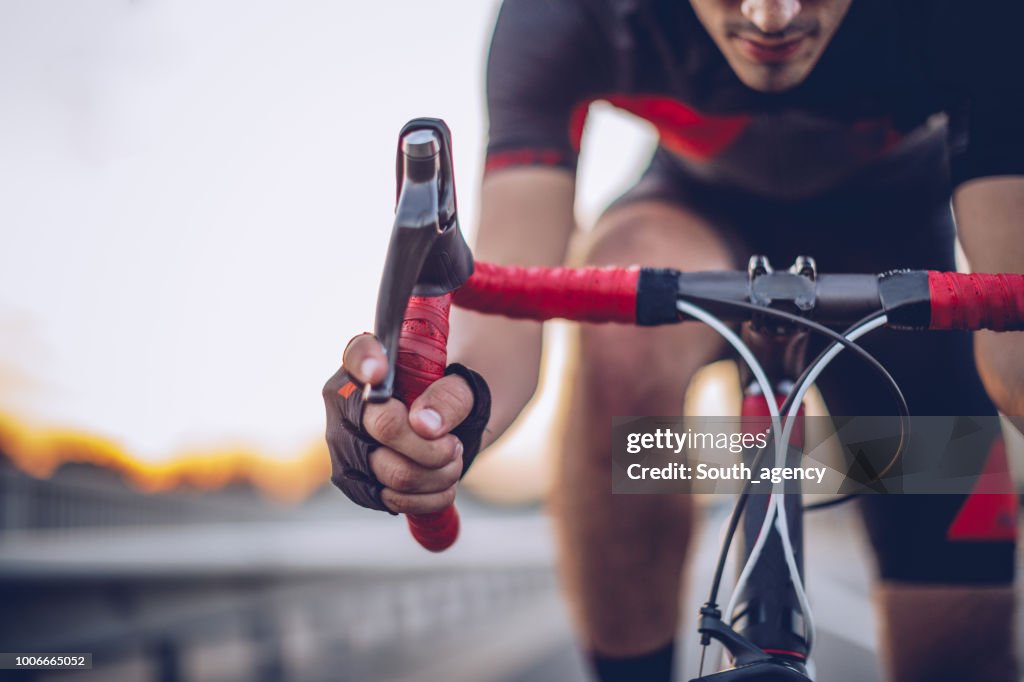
[[367, 118, 473, 552], [368, 118, 473, 403]]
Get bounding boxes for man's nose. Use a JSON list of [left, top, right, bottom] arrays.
[[740, 0, 802, 34]]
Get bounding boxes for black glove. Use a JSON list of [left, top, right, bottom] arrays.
[[323, 361, 491, 512]]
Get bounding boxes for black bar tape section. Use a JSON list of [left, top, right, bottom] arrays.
[[811, 274, 880, 323], [878, 270, 931, 329], [636, 267, 682, 326]]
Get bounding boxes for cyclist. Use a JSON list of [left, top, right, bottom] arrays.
[[328, 1, 1023, 679]]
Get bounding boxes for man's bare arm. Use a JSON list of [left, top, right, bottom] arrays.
[[449, 166, 577, 447], [953, 176, 1024, 424]]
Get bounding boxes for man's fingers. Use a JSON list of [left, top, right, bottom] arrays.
[[342, 334, 388, 385], [408, 374, 475, 439], [381, 485, 458, 515], [369, 447, 462, 494], [363, 401, 464, 468]]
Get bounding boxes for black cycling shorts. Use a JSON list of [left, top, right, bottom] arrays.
[[609, 142, 1017, 586]]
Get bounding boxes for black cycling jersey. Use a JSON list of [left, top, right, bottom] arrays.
[[485, 0, 1024, 199]]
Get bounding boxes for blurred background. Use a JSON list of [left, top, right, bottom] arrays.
[[1, 1, 1021, 680], [0, 1, 649, 679]]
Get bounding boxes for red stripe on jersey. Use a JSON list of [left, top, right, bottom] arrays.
[[604, 94, 751, 160], [485, 148, 569, 174], [851, 115, 905, 157], [569, 98, 595, 152], [947, 437, 1018, 542]]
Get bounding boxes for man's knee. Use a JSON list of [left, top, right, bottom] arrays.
[[581, 200, 738, 272], [574, 201, 739, 413]]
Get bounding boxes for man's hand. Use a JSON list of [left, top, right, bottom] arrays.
[[323, 334, 491, 514]]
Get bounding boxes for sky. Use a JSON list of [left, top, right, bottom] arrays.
[[0, 0, 656, 463]]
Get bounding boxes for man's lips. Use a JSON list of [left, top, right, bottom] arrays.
[[734, 34, 807, 63]]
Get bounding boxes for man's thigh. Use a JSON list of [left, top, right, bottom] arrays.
[[550, 196, 740, 655], [771, 177, 1017, 680], [571, 198, 742, 412], [786, 194, 1018, 587], [819, 327, 1017, 586]]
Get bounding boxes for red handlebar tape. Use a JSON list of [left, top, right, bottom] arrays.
[[454, 261, 659, 324], [455, 264, 1024, 332], [394, 294, 453, 405], [395, 293, 460, 552], [928, 271, 1024, 331]]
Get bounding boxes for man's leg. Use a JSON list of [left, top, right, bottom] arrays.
[[817, 326, 1018, 682], [550, 200, 738, 680], [864, 454, 1017, 682], [875, 583, 1017, 682]]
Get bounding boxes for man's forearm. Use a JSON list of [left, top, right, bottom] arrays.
[[447, 167, 577, 447], [954, 176, 1024, 419]]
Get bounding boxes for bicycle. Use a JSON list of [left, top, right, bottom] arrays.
[[358, 118, 1024, 681]]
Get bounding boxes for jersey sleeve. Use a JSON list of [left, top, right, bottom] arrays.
[[929, 2, 1024, 186], [485, 0, 615, 175], [947, 89, 1024, 187]]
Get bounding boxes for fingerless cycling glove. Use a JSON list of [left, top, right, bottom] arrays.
[[323, 361, 491, 512]]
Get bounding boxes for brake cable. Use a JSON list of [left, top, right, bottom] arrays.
[[685, 303, 908, 674], [703, 308, 904, 605], [684, 297, 910, 488]]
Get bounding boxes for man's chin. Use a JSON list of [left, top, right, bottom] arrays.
[[729, 59, 813, 93]]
